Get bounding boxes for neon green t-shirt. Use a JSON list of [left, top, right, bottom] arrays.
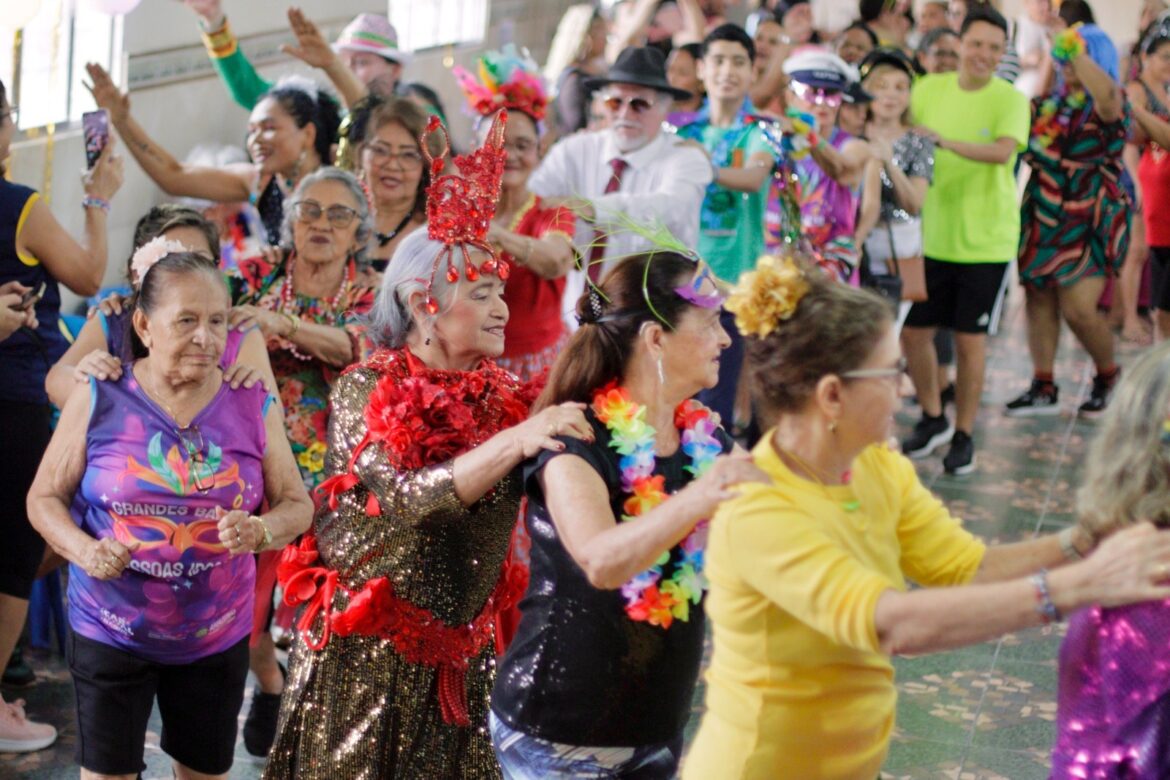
[[911, 72, 1030, 263], [690, 121, 772, 283]]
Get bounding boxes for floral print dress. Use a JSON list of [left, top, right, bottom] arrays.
[[230, 252, 375, 493]]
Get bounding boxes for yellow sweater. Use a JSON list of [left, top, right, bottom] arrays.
[[682, 437, 986, 780]]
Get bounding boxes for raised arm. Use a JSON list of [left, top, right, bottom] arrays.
[[85, 63, 253, 203], [607, 0, 659, 62], [184, 0, 272, 110], [281, 8, 367, 110], [1069, 51, 1123, 124], [17, 142, 123, 297]]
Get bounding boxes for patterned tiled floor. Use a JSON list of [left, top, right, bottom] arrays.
[[1, 282, 1145, 778]]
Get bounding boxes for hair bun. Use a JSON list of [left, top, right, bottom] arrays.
[[576, 285, 606, 326], [724, 254, 811, 338]]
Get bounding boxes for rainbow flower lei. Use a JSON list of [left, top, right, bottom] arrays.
[[592, 382, 723, 629], [1031, 89, 1089, 151]]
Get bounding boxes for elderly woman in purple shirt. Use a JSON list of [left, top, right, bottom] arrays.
[[27, 249, 311, 780]]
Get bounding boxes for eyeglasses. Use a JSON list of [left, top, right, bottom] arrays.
[[840, 357, 908, 382], [602, 95, 658, 115], [292, 200, 359, 229], [362, 143, 425, 169], [178, 426, 212, 493], [2, 106, 17, 126], [789, 81, 844, 108]]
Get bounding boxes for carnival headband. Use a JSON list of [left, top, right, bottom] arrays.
[[455, 44, 548, 123], [419, 111, 509, 314], [724, 254, 810, 338], [131, 236, 191, 283]]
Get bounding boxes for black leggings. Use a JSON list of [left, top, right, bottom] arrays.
[[1149, 246, 1170, 313]]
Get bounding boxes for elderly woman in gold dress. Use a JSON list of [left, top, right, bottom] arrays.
[[263, 113, 591, 779]]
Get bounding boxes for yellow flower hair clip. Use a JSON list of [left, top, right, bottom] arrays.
[[724, 254, 810, 338]]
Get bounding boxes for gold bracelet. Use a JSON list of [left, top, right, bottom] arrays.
[[282, 311, 300, 337], [252, 515, 273, 552]]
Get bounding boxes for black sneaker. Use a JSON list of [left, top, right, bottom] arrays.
[[943, 431, 976, 475], [1004, 380, 1060, 417], [2, 645, 35, 688], [902, 414, 955, 459], [243, 664, 286, 758], [940, 383, 956, 409], [1078, 371, 1119, 419]]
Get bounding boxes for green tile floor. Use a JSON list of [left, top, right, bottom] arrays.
[[1, 284, 1141, 778]]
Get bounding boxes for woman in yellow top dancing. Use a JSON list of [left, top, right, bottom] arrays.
[[683, 255, 1170, 780]]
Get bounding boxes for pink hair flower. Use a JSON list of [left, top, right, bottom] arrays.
[[130, 236, 190, 284]]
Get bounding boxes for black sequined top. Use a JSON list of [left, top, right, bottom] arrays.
[[491, 410, 733, 747]]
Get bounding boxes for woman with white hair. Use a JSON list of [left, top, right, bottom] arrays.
[[264, 115, 590, 778]]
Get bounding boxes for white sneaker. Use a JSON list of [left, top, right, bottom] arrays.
[[0, 698, 57, 752]]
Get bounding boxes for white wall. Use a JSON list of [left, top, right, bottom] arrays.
[[7, 0, 574, 311]]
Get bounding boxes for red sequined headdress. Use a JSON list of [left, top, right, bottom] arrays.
[[419, 111, 510, 314]]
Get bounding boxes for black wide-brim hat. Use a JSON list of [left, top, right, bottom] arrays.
[[585, 46, 693, 101]]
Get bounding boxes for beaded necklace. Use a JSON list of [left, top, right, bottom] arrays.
[[591, 382, 723, 629], [776, 444, 861, 513], [1031, 89, 1090, 151], [277, 254, 354, 361]]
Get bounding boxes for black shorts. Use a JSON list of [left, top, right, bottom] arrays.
[[1149, 246, 1170, 313], [903, 258, 1009, 334], [0, 402, 51, 599], [68, 632, 249, 776]]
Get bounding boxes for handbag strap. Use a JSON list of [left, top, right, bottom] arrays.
[[884, 221, 901, 277]]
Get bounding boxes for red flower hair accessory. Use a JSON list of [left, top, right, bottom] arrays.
[[420, 111, 510, 314]]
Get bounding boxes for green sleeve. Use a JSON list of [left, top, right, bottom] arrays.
[[210, 45, 272, 111]]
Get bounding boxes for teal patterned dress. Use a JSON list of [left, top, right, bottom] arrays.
[[1018, 94, 1132, 288]]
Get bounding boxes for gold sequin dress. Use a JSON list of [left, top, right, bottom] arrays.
[[263, 349, 530, 779]]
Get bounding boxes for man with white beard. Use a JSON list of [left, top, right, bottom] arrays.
[[528, 46, 713, 321]]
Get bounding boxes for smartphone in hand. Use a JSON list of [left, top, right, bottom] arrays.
[[82, 109, 110, 169], [18, 282, 46, 311]]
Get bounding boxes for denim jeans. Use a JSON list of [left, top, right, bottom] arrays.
[[489, 711, 683, 779]]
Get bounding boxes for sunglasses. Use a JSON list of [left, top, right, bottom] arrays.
[[292, 200, 359, 229], [790, 81, 844, 108], [602, 95, 658, 115]]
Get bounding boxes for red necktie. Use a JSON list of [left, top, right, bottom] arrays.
[[587, 158, 628, 282]]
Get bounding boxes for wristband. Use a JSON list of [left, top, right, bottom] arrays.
[[201, 18, 238, 59], [82, 196, 110, 213], [1030, 569, 1062, 625]]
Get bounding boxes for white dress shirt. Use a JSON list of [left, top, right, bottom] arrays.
[[528, 127, 713, 326]]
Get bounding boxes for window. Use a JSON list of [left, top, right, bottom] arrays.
[[388, 0, 488, 53], [0, 0, 119, 130]]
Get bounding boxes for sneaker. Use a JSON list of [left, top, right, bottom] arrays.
[[1004, 380, 1060, 417], [2, 645, 35, 688], [902, 414, 955, 459], [1078, 371, 1119, 419], [940, 383, 956, 409], [0, 699, 57, 753], [242, 663, 286, 758], [943, 431, 976, 475]]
